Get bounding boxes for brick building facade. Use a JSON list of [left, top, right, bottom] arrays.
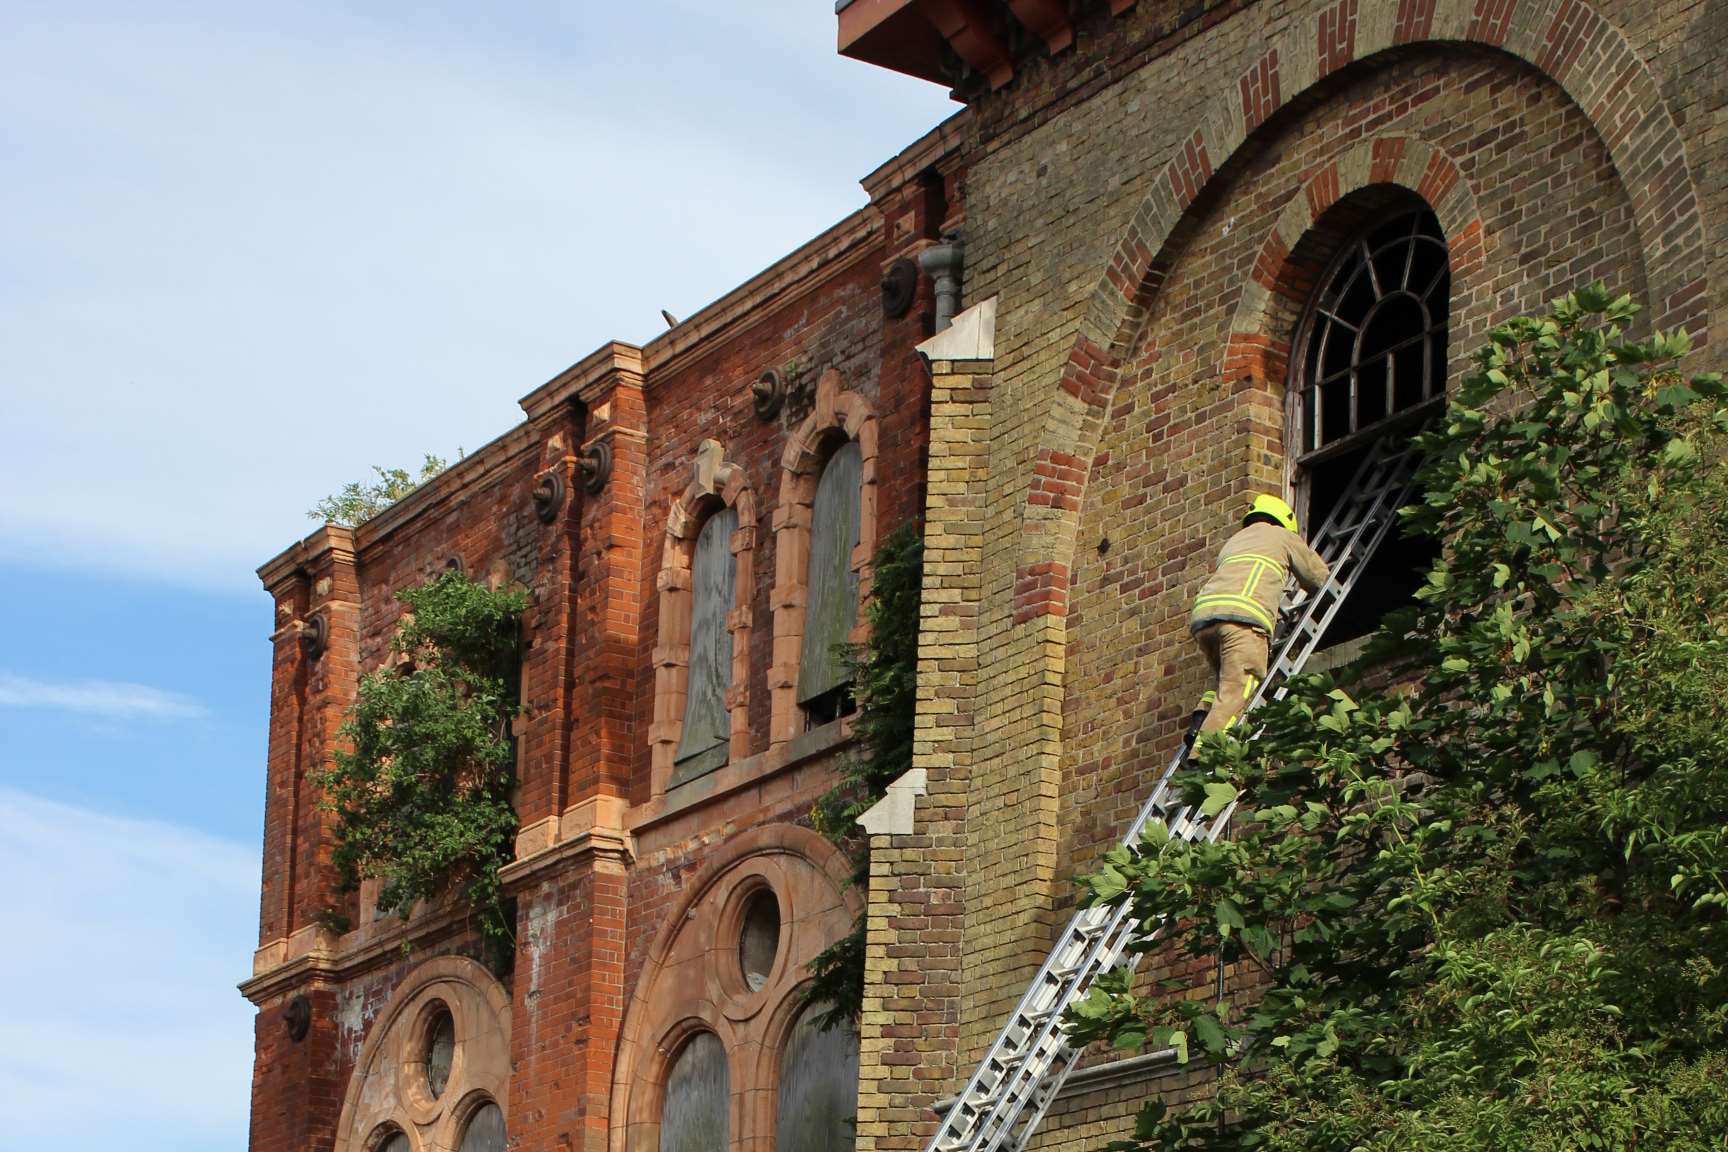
[[243, 0, 1727, 1149]]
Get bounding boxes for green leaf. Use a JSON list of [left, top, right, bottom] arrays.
[[1201, 781, 1238, 818], [1215, 897, 1246, 936]]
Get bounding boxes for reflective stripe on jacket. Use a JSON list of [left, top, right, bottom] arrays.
[[1189, 521, 1330, 635]]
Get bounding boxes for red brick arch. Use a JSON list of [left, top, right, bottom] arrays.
[[1017, 0, 1707, 627], [1218, 134, 1485, 393]]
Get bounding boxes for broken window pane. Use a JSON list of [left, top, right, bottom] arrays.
[[797, 441, 862, 709], [775, 1003, 859, 1152], [674, 506, 738, 780], [660, 1031, 729, 1152]]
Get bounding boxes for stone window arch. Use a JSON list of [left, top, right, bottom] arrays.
[[332, 955, 511, 1152], [455, 1099, 506, 1152], [770, 368, 878, 748], [658, 1029, 731, 1152], [773, 1000, 860, 1152], [610, 825, 861, 1152], [651, 438, 756, 793]]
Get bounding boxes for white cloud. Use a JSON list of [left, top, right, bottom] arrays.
[[0, 2, 954, 591], [0, 788, 258, 1152], [0, 671, 211, 722]]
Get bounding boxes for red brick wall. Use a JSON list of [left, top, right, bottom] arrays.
[[247, 145, 944, 1149]]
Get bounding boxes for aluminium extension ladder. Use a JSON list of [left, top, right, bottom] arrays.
[[926, 433, 1425, 1152]]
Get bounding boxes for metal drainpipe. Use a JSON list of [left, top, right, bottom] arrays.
[[919, 233, 965, 332]]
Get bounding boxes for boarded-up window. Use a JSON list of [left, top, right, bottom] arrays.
[[674, 506, 738, 781], [660, 1031, 729, 1152], [797, 442, 862, 712], [775, 1003, 859, 1152], [459, 1102, 506, 1152]]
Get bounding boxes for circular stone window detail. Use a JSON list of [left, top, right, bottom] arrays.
[[423, 1004, 455, 1099], [738, 889, 781, 993]]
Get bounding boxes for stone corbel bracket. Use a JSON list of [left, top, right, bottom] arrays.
[[857, 767, 928, 837]]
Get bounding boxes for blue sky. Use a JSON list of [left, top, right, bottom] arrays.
[[0, 2, 950, 1147]]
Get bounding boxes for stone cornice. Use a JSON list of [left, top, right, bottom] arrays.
[[517, 340, 647, 423], [639, 206, 880, 381], [859, 110, 970, 204], [255, 524, 356, 592], [239, 905, 472, 1005], [354, 421, 541, 552]]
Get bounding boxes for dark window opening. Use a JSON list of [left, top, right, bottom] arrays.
[[1292, 208, 1449, 649], [801, 685, 856, 730]]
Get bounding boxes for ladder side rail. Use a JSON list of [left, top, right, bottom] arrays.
[[996, 446, 1426, 1148], [1003, 756, 1262, 1151]]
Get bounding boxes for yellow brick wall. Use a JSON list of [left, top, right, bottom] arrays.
[[856, 0, 1722, 1147]]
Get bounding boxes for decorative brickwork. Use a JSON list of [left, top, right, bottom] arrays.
[[609, 823, 858, 1152], [331, 955, 512, 1152], [769, 367, 881, 749], [853, 2, 1717, 1149]]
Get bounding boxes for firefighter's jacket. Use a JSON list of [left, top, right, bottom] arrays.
[[1189, 521, 1330, 635]]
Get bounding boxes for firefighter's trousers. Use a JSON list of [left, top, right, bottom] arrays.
[[1193, 621, 1268, 734]]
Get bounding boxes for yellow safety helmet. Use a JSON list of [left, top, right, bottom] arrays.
[[1245, 493, 1299, 533]]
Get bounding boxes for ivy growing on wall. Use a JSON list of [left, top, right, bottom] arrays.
[[805, 521, 923, 1028], [319, 569, 529, 944], [1065, 287, 1728, 1150]]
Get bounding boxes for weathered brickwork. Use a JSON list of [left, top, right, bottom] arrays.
[[244, 0, 1728, 1147], [853, 0, 1725, 1149], [242, 128, 953, 1151]]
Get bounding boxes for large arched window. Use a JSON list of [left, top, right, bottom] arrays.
[[797, 440, 863, 725], [775, 1003, 860, 1152], [1289, 206, 1449, 646], [673, 506, 740, 784], [1293, 209, 1449, 461], [660, 1031, 730, 1152]]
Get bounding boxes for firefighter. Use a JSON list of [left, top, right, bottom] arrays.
[[1186, 493, 1329, 742]]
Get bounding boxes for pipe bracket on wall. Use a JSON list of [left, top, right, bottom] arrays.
[[578, 442, 612, 495], [752, 368, 785, 420], [531, 470, 567, 523], [881, 257, 920, 319], [300, 612, 328, 660]]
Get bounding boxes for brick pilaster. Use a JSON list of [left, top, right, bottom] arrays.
[[857, 351, 993, 1151]]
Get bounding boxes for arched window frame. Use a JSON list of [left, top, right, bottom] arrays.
[[609, 825, 862, 1152], [1285, 205, 1451, 528], [770, 367, 879, 750], [331, 956, 511, 1152], [651, 439, 756, 795]]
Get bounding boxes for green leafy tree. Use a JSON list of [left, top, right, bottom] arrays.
[[1065, 287, 1728, 1150], [319, 569, 529, 943], [804, 522, 923, 1028], [309, 454, 449, 526]]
